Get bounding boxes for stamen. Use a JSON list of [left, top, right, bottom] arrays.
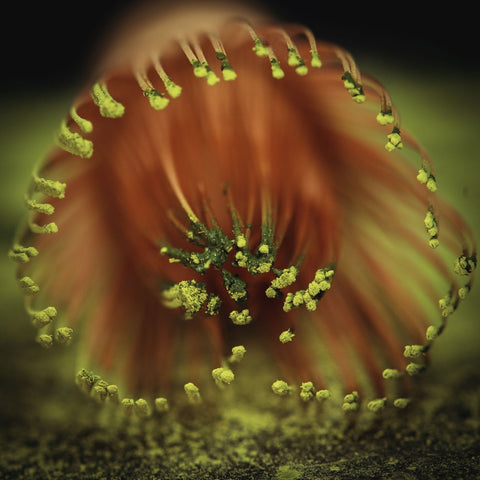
[[299, 382, 315, 401], [135, 71, 170, 110], [208, 33, 237, 81], [229, 345, 246, 363], [184, 382, 202, 404], [155, 397, 169, 413], [31, 172, 66, 199], [25, 198, 55, 215], [279, 329, 295, 343], [57, 119, 93, 158], [385, 127, 403, 152], [316, 390, 331, 403], [178, 38, 208, 78], [70, 107, 93, 134], [271, 380, 292, 396], [342, 391, 359, 412], [91, 82, 125, 118], [134, 398, 152, 418], [191, 38, 220, 85], [276, 28, 308, 75], [19, 276, 40, 295], [367, 397, 387, 412], [28, 220, 58, 234], [151, 56, 182, 98], [28, 306, 57, 329], [8, 244, 39, 264], [229, 309, 252, 325], [212, 367, 235, 387]]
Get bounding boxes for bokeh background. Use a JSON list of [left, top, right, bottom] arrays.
[[1, 1, 479, 478]]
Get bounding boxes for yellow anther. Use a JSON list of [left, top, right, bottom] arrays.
[[55, 327, 73, 345], [57, 120, 93, 158], [279, 329, 295, 343], [271, 380, 291, 396], [426, 325, 440, 341], [164, 78, 182, 98], [155, 397, 169, 413], [91, 82, 125, 118], [212, 367, 235, 387], [367, 397, 387, 413], [121, 398, 135, 416], [144, 88, 169, 110], [229, 309, 252, 325], [299, 382, 315, 402], [184, 382, 201, 404], [426, 176, 437, 192], [458, 285, 470, 299], [385, 131, 403, 151], [30, 306, 57, 328], [32, 174, 66, 199], [316, 390, 331, 402], [382, 368, 405, 379], [8, 245, 39, 264], [252, 37, 269, 57], [406, 362, 425, 376], [19, 276, 40, 295], [107, 385, 119, 403], [310, 50, 322, 68], [29, 221, 58, 234], [393, 398, 410, 409], [416, 168, 429, 184], [236, 234, 247, 248], [135, 398, 152, 418], [91, 382, 108, 403], [258, 244, 269, 254], [37, 334, 54, 349], [229, 345, 246, 363], [25, 198, 55, 215], [376, 111, 395, 125], [404, 345, 425, 359], [342, 391, 359, 412]]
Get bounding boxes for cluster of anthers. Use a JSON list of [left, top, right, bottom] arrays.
[[10, 16, 476, 419]]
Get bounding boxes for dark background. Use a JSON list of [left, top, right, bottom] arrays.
[[2, 1, 477, 93]]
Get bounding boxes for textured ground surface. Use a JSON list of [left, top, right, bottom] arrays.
[[1, 66, 479, 479]]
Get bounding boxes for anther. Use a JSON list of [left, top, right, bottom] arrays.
[[57, 120, 93, 158], [342, 391, 359, 412], [212, 367, 235, 387], [184, 382, 202, 404], [385, 127, 403, 151], [19, 276, 40, 295], [279, 329, 295, 343], [367, 397, 387, 413], [152, 56, 182, 98], [31, 173, 66, 199], [155, 397, 169, 413], [271, 380, 292, 396], [91, 82, 125, 118], [30, 306, 57, 328], [229, 309, 252, 325], [229, 345, 246, 363], [25, 198, 55, 215], [8, 245, 39, 264], [29, 221, 58, 235], [299, 382, 315, 402], [134, 398, 152, 418]]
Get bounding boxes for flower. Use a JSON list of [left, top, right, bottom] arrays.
[[10, 1, 476, 417]]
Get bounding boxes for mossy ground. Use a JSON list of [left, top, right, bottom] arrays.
[[1, 68, 479, 479]]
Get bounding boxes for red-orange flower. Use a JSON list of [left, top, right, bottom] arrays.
[[11, 2, 476, 415]]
